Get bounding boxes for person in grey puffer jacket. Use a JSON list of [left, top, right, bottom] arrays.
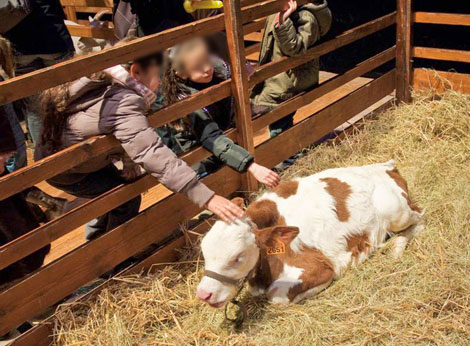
[[35, 53, 244, 239]]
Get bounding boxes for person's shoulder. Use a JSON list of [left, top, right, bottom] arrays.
[[108, 85, 147, 107], [103, 85, 148, 118]]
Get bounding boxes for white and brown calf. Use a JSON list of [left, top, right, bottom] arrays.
[[197, 161, 424, 307]]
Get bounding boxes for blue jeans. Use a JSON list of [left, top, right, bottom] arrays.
[[48, 165, 141, 240], [4, 103, 27, 172]]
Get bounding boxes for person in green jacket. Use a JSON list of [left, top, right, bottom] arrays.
[[251, 0, 332, 137], [159, 38, 280, 187]]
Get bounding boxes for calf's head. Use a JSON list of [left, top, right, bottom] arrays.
[[197, 217, 301, 308], [197, 219, 259, 308]]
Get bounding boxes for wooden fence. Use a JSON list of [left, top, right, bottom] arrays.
[[0, 0, 401, 344], [410, 4, 470, 93]]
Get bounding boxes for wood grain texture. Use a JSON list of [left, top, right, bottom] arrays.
[[413, 68, 470, 94], [253, 47, 396, 132], [0, 167, 241, 336], [250, 12, 396, 87], [10, 217, 216, 345], [66, 25, 116, 40], [0, 81, 231, 201], [413, 46, 470, 63], [224, 0, 258, 192], [0, 0, 289, 106], [0, 129, 236, 271], [413, 12, 470, 26], [61, 0, 113, 6], [256, 71, 396, 168], [396, 0, 413, 103]]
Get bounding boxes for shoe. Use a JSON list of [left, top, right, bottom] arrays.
[[26, 187, 67, 219]]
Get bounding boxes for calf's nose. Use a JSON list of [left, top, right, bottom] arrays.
[[197, 288, 212, 302]]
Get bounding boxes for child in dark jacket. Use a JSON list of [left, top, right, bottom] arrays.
[[160, 38, 280, 187], [251, 0, 332, 137]]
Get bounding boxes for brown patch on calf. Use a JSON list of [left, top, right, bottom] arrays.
[[286, 247, 335, 301], [386, 169, 422, 213], [346, 232, 371, 260], [246, 199, 282, 229], [321, 177, 352, 222], [250, 226, 334, 302], [272, 180, 299, 199]]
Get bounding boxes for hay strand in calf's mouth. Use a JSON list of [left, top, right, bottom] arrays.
[[54, 90, 470, 345]]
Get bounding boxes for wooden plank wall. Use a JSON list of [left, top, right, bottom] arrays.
[[0, 0, 399, 341], [411, 5, 470, 94]]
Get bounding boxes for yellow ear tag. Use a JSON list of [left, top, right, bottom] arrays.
[[266, 239, 286, 256]]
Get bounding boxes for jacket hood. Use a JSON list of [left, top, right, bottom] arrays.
[[66, 77, 111, 114], [300, 1, 331, 37]]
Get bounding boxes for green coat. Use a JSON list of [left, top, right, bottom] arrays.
[[156, 57, 254, 174], [251, 1, 332, 108]]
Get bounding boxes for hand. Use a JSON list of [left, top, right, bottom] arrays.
[[0, 153, 12, 175], [121, 162, 142, 181], [279, 0, 297, 25], [205, 194, 245, 223], [248, 163, 280, 188]]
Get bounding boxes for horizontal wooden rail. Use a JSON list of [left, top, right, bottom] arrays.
[[0, 81, 231, 201], [10, 217, 217, 346], [249, 12, 397, 87], [413, 46, 470, 63], [256, 70, 396, 168], [8, 70, 397, 346], [253, 46, 396, 132], [413, 68, 470, 94], [0, 45, 396, 270], [413, 12, 470, 26], [0, 69, 396, 336], [0, 166, 241, 336], [245, 42, 261, 56], [61, 0, 113, 6], [66, 25, 116, 40], [0, 0, 288, 106], [0, 129, 236, 271]]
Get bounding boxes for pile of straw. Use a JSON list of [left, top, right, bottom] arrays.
[[54, 90, 470, 345]]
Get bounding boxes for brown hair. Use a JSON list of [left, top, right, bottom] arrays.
[[0, 37, 15, 78], [40, 71, 110, 151], [40, 36, 163, 151], [162, 38, 207, 132]]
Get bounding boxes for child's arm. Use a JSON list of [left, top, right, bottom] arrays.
[[110, 94, 244, 221], [273, 1, 322, 57], [192, 110, 280, 187], [193, 110, 254, 173]]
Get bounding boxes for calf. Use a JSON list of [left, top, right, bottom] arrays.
[[197, 161, 424, 307]]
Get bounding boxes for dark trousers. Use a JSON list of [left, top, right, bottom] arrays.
[[49, 165, 141, 240], [0, 174, 50, 285], [269, 112, 295, 138]]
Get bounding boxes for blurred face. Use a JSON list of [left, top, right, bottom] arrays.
[[196, 220, 260, 308], [177, 42, 214, 84], [130, 62, 161, 92]]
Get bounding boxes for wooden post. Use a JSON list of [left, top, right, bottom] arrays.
[[65, 6, 78, 22], [223, 0, 258, 193], [396, 0, 413, 103]]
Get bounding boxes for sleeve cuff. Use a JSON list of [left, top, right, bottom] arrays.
[[274, 18, 296, 40], [181, 178, 215, 208]]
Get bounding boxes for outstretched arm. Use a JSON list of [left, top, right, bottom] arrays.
[[274, 1, 321, 57]]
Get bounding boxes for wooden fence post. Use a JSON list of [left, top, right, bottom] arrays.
[[65, 6, 78, 22], [223, 0, 258, 193], [396, 0, 413, 103]]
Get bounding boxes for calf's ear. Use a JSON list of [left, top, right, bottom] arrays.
[[254, 226, 300, 247], [272, 226, 300, 243]]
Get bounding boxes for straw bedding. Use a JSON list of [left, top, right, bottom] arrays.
[[54, 90, 470, 345]]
